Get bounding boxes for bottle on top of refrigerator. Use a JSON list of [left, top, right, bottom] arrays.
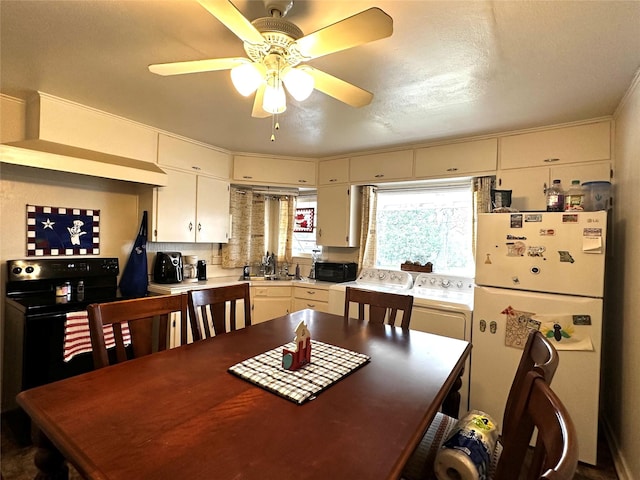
[[564, 180, 584, 211], [546, 179, 565, 212]]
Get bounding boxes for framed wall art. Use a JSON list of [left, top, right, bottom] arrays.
[[26, 204, 100, 256], [294, 207, 314, 233]]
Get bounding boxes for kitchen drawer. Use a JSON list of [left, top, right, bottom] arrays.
[[293, 297, 329, 313], [252, 286, 292, 297], [294, 286, 330, 303]]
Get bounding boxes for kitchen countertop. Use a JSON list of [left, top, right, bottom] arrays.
[[148, 277, 333, 295]]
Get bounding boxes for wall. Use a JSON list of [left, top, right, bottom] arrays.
[[603, 71, 640, 480]]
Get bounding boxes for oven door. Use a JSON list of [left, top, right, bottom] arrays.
[[23, 310, 95, 390]]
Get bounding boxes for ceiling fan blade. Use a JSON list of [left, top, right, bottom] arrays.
[[252, 84, 271, 118], [198, 0, 265, 46], [293, 7, 392, 60], [149, 57, 247, 76], [304, 67, 373, 108]]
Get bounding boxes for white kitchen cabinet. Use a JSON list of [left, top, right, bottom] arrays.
[[318, 158, 349, 185], [233, 155, 316, 186], [251, 285, 292, 323], [499, 121, 610, 170], [349, 150, 413, 182], [196, 175, 231, 243], [414, 138, 497, 178], [497, 160, 612, 211], [316, 184, 361, 247], [141, 167, 230, 243], [158, 133, 231, 179], [292, 285, 330, 313]]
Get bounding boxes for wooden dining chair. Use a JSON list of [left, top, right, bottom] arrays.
[[491, 370, 579, 480], [343, 286, 414, 329], [187, 283, 251, 340], [87, 293, 188, 369], [402, 329, 559, 480]]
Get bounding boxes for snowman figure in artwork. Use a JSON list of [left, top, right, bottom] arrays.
[[282, 320, 312, 371]]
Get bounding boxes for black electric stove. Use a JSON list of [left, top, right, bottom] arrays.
[[3, 257, 120, 444]]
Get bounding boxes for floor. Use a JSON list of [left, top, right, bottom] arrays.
[[1, 417, 619, 480]]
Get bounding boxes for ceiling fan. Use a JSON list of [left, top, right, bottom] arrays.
[[148, 0, 393, 119]]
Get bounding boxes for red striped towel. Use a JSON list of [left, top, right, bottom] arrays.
[[63, 311, 131, 362]]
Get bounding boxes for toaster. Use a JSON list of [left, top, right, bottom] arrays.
[[153, 252, 183, 284]]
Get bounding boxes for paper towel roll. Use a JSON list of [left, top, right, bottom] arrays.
[[434, 410, 499, 480]]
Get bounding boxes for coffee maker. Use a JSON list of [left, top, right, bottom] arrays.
[[183, 255, 198, 283]]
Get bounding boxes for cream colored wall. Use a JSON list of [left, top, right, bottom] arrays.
[[0, 164, 142, 403], [604, 71, 640, 480]]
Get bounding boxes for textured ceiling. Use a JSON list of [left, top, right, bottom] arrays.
[[1, 0, 639, 158]]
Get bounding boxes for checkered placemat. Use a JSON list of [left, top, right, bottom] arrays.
[[228, 340, 370, 404]]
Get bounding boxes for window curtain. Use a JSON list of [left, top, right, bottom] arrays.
[[472, 176, 495, 258], [357, 186, 377, 272], [277, 195, 296, 265], [222, 188, 266, 268]]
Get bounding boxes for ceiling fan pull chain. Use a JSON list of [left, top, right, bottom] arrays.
[[271, 114, 276, 142]]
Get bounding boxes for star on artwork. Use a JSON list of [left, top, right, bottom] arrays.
[[42, 218, 55, 229]]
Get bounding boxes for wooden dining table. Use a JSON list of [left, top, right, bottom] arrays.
[[17, 309, 471, 480]]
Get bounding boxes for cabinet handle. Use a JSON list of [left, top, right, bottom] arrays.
[[243, 175, 253, 179], [543, 182, 548, 195], [446, 167, 458, 172], [198, 223, 202, 232], [543, 158, 560, 163], [329, 178, 337, 182], [188, 222, 193, 231], [374, 174, 384, 178], [192, 166, 201, 171], [306, 290, 315, 295], [307, 303, 316, 308], [318, 228, 322, 237], [298, 179, 307, 183]]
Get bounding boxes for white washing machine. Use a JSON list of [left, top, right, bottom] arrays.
[[411, 272, 474, 413], [327, 268, 414, 317]]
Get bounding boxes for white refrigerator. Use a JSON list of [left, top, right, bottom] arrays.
[[471, 211, 607, 465]]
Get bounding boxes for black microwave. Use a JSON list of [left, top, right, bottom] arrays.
[[315, 262, 358, 283]]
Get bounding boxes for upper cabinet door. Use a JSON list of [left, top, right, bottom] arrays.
[[196, 177, 230, 243], [158, 134, 231, 179], [349, 151, 413, 182], [233, 156, 316, 186], [318, 158, 349, 185], [415, 138, 497, 178], [153, 168, 197, 243], [500, 121, 611, 170]]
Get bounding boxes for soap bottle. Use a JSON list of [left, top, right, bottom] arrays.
[[546, 179, 565, 212], [564, 180, 584, 211]]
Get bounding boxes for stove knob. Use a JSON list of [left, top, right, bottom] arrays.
[[378, 272, 386, 280], [12, 266, 22, 275], [441, 279, 451, 288], [456, 281, 463, 288], [25, 266, 35, 274], [429, 278, 437, 285]]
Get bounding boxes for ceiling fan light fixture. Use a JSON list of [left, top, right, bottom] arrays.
[[282, 66, 314, 101], [263, 82, 287, 114], [230, 63, 263, 96]]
